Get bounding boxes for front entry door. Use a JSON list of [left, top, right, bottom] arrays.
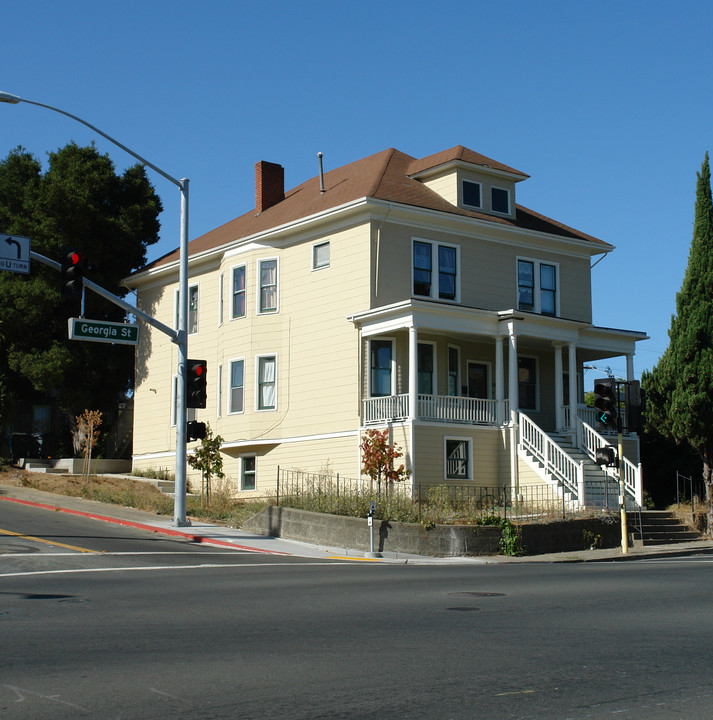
[[467, 362, 488, 399]]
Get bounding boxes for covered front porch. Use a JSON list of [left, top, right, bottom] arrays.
[[351, 300, 647, 434]]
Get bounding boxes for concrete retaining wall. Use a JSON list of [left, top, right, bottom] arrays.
[[241, 506, 502, 557], [242, 507, 623, 557]]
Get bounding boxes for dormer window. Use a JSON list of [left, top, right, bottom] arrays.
[[462, 180, 482, 209], [491, 187, 510, 214]]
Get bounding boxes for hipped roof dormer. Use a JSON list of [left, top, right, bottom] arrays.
[[408, 145, 529, 220]]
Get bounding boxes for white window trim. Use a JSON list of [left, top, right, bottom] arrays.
[[218, 272, 224, 326], [368, 337, 396, 398], [312, 240, 330, 271], [461, 179, 482, 209], [516, 256, 560, 317], [228, 357, 246, 415], [216, 363, 223, 419], [231, 263, 247, 320], [444, 436, 473, 481], [517, 354, 540, 412], [490, 186, 511, 215], [418, 340, 437, 395], [411, 237, 461, 303], [255, 353, 278, 412], [240, 454, 257, 491], [257, 257, 279, 315], [187, 283, 199, 335]]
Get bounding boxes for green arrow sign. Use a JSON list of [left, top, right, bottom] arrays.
[[69, 318, 139, 345]]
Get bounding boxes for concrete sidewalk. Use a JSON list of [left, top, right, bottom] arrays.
[[3, 483, 713, 564]]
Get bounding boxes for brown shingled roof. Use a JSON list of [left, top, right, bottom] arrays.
[[140, 146, 605, 272]]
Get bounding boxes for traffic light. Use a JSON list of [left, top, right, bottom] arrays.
[[187, 420, 207, 442], [626, 380, 644, 433], [593, 378, 618, 432], [595, 445, 618, 467], [60, 247, 85, 299], [187, 359, 207, 409]]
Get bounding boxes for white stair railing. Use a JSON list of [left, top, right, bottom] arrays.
[[575, 417, 642, 507], [519, 413, 584, 503]]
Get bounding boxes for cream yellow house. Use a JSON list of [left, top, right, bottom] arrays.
[[127, 146, 647, 507]]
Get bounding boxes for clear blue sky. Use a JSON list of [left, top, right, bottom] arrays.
[[3, 0, 712, 385]]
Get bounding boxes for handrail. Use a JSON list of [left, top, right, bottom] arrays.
[[519, 412, 583, 502], [575, 416, 642, 506]]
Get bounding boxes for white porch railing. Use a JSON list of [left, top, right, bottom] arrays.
[[519, 413, 584, 502], [363, 394, 506, 426], [576, 417, 642, 507], [363, 394, 409, 424]]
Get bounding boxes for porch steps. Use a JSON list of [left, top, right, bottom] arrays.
[[546, 433, 621, 510], [628, 510, 702, 546]]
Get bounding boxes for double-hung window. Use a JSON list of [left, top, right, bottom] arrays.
[[229, 359, 244, 414], [518, 356, 538, 411], [445, 438, 471, 479], [418, 343, 435, 394], [517, 258, 558, 316], [232, 265, 246, 319], [259, 259, 278, 313], [174, 285, 199, 332], [188, 285, 199, 334], [370, 339, 393, 397], [257, 355, 277, 410], [241, 456, 256, 491], [412, 239, 459, 301]]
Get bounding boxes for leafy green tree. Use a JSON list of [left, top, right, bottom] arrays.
[[643, 152, 713, 533], [0, 143, 162, 424], [187, 423, 225, 505]]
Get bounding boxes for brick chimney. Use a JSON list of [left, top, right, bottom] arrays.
[[255, 161, 284, 212]]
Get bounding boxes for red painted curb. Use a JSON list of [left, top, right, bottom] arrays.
[[0, 495, 289, 555]]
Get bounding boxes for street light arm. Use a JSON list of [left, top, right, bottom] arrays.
[[0, 91, 182, 189]]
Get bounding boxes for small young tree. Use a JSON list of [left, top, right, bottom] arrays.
[[76, 409, 102, 480], [187, 423, 224, 506], [360, 428, 411, 495], [643, 153, 713, 534]]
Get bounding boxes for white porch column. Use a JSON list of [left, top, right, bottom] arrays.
[[568, 343, 578, 431], [507, 323, 519, 425], [495, 335, 505, 425], [553, 343, 564, 431], [408, 325, 418, 421], [507, 321, 520, 496], [626, 354, 635, 381]]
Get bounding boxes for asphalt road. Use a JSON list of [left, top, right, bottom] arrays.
[[2, 502, 713, 719]]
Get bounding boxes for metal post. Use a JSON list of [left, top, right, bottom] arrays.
[[618, 383, 629, 553], [171, 178, 190, 526]]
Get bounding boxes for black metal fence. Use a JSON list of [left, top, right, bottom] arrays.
[[676, 471, 707, 511], [276, 468, 597, 525]]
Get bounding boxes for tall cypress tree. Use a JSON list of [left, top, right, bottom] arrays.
[[643, 152, 713, 533]]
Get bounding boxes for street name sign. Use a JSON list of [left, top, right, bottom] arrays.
[[0, 233, 30, 274], [69, 317, 139, 345]]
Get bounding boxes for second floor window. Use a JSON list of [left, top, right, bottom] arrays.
[[189, 285, 198, 334], [413, 240, 458, 301], [229, 359, 244, 414], [232, 265, 246, 319], [257, 355, 277, 410], [518, 259, 558, 316], [259, 259, 278, 313]]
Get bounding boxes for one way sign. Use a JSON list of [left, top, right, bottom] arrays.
[[0, 233, 31, 274]]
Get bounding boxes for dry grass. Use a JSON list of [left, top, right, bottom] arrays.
[[0, 464, 267, 527]]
